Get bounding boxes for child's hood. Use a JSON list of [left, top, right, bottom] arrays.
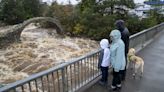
[[100, 39, 109, 49]]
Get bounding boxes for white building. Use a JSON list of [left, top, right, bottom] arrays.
[[129, 3, 152, 19]]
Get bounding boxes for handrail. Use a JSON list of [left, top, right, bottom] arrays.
[[0, 49, 101, 92], [130, 22, 164, 39]]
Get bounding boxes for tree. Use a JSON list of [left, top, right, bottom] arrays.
[[96, 0, 135, 17], [21, 0, 42, 18], [0, 0, 22, 24], [43, 1, 77, 33], [40, 0, 160, 40], [69, 0, 136, 40], [0, 0, 42, 25]]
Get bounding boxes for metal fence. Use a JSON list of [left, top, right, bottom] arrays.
[[129, 22, 164, 51], [0, 23, 164, 92], [0, 50, 101, 92]]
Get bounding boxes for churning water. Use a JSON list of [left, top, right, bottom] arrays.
[[0, 24, 99, 84]]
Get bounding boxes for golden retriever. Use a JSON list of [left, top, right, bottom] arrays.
[[127, 48, 144, 79]]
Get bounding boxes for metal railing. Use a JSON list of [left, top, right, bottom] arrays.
[[0, 50, 101, 92], [129, 22, 164, 51], [0, 22, 164, 92]]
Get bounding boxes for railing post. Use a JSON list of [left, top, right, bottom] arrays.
[[61, 68, 67, 92]]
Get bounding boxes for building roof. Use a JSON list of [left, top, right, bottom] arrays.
[[144, 1, 164, 5]]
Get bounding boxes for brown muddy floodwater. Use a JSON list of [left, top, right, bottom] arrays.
[[0, 24, 99, 84]]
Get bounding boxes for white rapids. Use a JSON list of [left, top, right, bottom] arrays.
[[0, 24, 99, 84]]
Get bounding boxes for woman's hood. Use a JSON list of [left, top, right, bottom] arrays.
[[100, 39, 109, 49], [110, 29, 121, 43]]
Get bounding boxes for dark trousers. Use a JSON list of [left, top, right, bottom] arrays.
[[120, 54, 128, 81], [100, 66, 109, 83], [112, 69, 121, 87], [120, 69, 126, 81]]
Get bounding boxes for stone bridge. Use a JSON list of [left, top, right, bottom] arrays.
[[0, 17, 63, 49]]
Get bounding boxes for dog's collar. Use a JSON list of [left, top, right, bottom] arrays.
[[128, 55, 133, 58]]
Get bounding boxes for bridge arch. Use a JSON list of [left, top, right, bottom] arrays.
[[18, 17, 63, 35], [0, 17, 64, 48]]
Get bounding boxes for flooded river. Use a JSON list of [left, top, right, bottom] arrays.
[[0, 24, 99, 84]]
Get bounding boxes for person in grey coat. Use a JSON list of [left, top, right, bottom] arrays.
[[115, 20, 130, 81]]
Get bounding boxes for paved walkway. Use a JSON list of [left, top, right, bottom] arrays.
[[84, 31, 164, 92]]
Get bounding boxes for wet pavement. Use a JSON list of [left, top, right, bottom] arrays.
[[83, 31, 164, 92]]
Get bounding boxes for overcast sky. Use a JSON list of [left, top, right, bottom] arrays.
[[43, 0, 146, 5]]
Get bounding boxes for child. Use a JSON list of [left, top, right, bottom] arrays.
[[98, 39, 110, 85]]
